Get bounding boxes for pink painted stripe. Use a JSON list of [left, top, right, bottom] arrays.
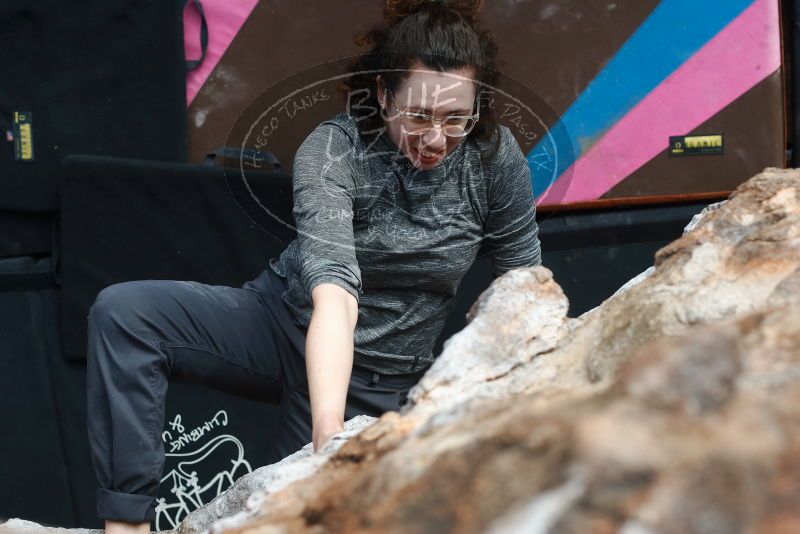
[[537, 0, 781, 205], [184, 0, 259, 107]]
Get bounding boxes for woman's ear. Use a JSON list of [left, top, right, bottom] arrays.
[[375, 75, 385, 107]]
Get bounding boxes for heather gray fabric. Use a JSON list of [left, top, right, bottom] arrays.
[[270, 112, 542, 374]]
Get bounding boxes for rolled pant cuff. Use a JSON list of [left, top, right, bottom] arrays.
[[97, 488, 156, 523]]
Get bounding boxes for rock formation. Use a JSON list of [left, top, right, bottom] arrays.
[[3, 167, 799, 533]]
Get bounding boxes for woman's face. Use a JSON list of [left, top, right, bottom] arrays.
[[377, 63, 477, 171]]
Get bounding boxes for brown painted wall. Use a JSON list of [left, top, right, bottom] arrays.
[[187, 0, 785, 204], [187, 0, 658, 169], [603, 71, 786, 199]]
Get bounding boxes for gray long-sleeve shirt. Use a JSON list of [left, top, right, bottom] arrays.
[[269, 111, 542, 374]]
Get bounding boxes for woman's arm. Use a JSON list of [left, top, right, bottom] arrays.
[[307, 283, 358, 452], [290, 120, 363, 451]]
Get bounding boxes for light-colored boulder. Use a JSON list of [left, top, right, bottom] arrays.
[[214, 167, 800, 533]]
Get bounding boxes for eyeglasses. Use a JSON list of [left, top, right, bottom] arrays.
[[385, 88, 480, 138]]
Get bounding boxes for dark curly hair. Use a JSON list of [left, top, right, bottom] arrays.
[[337, 0, 502, 164]]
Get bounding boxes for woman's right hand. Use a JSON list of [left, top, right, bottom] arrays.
[[312, 415, 344, 453]]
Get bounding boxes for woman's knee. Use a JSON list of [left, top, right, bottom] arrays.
[[88, 280, 160, 333]]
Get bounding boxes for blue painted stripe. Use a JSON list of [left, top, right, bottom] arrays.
[[530, 0, 755, 197]]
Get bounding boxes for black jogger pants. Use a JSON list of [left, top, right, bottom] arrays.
[[86, 267, 426, 523]]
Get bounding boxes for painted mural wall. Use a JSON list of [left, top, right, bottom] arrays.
[[184, 0, 785, 207]]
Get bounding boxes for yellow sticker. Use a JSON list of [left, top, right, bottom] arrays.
[[13, 111, 34, 162], [669, 134, 724, 157]]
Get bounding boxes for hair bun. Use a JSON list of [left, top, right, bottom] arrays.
[[384, 0, 485, 27]]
